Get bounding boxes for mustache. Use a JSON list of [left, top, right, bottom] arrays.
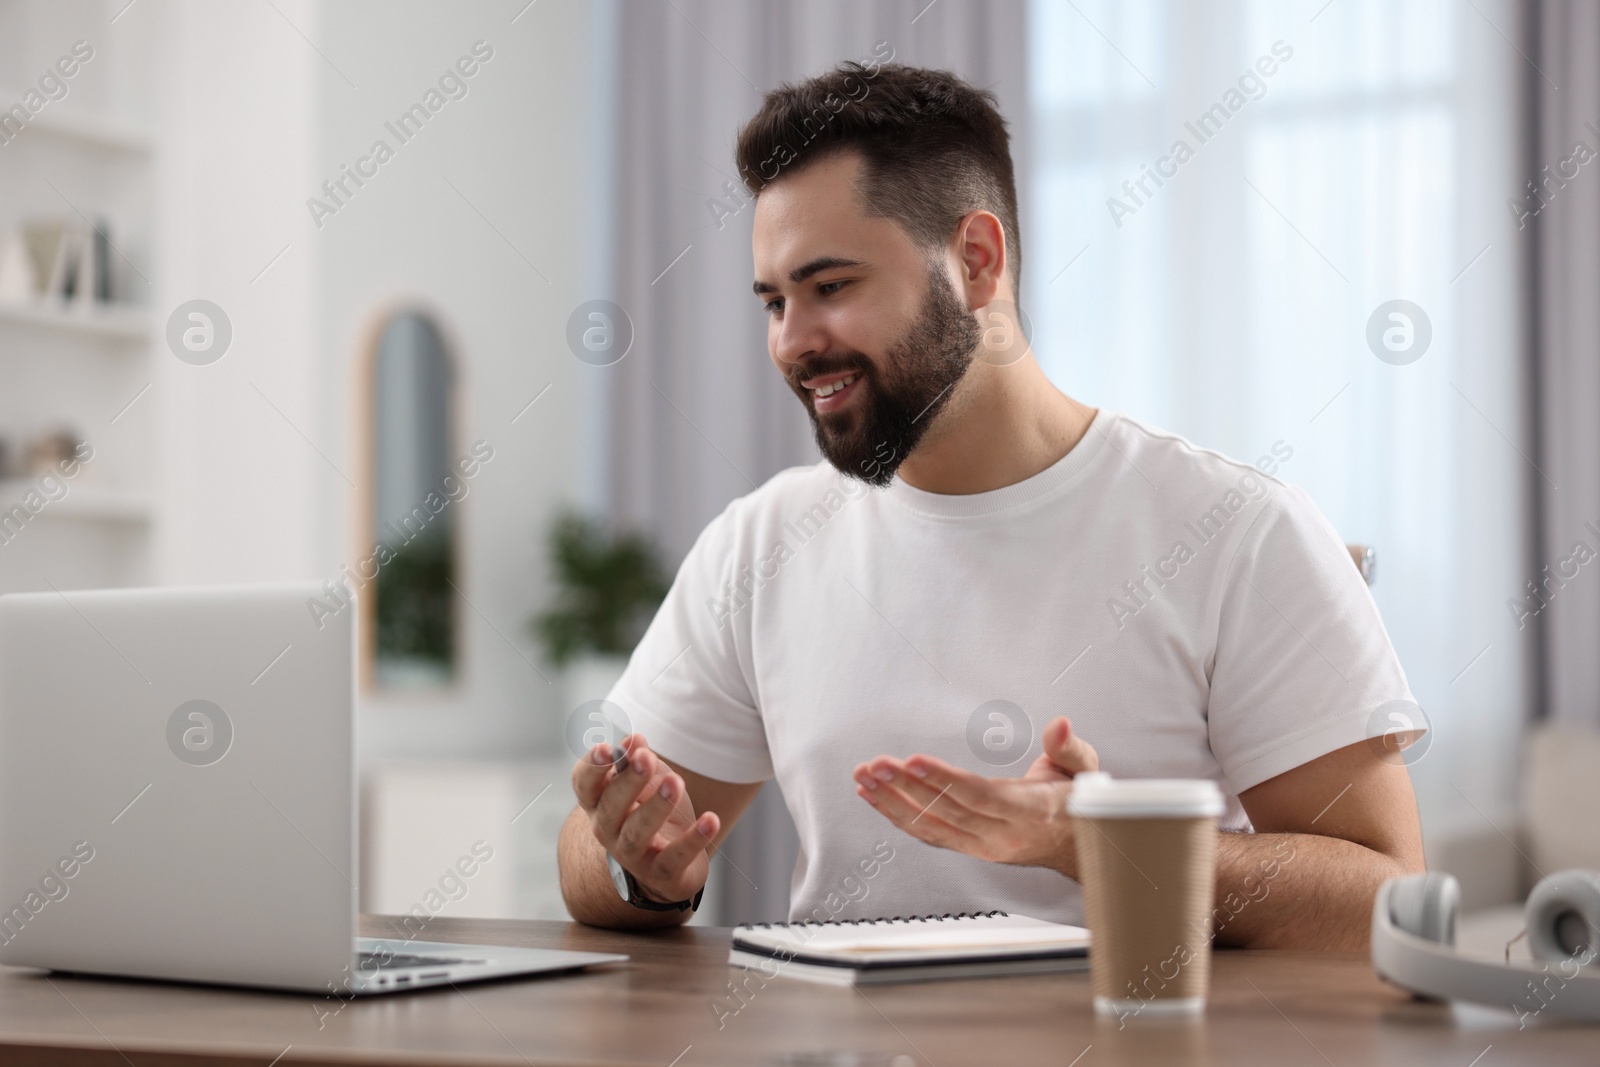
[[786, 354, 872, 391]]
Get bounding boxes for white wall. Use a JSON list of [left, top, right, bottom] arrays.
[[144, 0, 601, 764], [314, 0, 598, 762], [149, 0, 320, 587]]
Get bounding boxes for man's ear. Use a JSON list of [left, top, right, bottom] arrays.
[[954, 209, 1006, 308]]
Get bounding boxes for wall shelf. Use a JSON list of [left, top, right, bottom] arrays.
[[0, 90, 150, 155], [0, 481, 150, 524], [0, 29, 156, 594], [0, 301, 151, 342]]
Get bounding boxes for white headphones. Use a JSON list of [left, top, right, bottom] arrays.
[[1372, 870, 1600, 1023]]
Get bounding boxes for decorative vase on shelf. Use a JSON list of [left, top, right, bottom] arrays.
[[0, 230, 35, 303]]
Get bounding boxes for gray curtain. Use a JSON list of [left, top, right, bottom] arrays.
[[603, 0, 1029, 922], [1529, 0, 1600, 728]]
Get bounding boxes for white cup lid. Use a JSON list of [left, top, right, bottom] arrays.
[[1067, 772, 1224, 818]]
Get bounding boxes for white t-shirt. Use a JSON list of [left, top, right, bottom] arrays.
[[608, 409, 1415, 926]]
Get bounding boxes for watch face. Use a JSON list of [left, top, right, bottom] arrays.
[[608, 854, 632, 900]]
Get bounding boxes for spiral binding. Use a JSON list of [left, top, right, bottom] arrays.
[[747, 909, 1008, 930]]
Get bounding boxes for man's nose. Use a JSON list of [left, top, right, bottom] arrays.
[[773, 304, 828, 368]]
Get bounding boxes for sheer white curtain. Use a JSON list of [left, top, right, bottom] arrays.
[[1530, 0, 1600, 732], [1024, 0, 1530, 840]]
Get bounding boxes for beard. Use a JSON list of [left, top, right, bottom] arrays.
[[789, 264, 981, 488]]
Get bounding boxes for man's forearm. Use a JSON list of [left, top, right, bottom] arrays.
[[557, 807, 695, 931], [1208, 830, 1416, 951]]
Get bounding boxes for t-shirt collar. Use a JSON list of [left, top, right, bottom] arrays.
[[883, 408, 1115, 520]]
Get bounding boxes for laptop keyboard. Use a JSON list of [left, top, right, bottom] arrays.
[[357, 951, 483, 971]]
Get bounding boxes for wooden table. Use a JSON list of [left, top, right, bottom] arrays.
[[0, 915, 1591, 1065]]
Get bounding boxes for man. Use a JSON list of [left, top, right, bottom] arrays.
[[558, 61, 1425, 950]]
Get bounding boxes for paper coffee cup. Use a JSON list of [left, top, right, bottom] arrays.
[[1069, 772, 1223, 1021]]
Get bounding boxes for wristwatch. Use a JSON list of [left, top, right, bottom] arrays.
[[608, 853, 704, 912]]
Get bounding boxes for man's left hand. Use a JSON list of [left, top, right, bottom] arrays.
[[851, 716, 1100, 880]]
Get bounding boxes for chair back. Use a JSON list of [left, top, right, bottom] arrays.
[[1346, 544, 1376, 585]]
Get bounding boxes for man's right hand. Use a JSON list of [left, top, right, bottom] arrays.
[[570, 733, 719, 905]]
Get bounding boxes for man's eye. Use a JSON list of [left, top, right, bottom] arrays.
[[818, 280, 850, 295], [763, 299, 783, 314]]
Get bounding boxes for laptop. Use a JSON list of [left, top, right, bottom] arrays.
[[0, 582, 625, 994]]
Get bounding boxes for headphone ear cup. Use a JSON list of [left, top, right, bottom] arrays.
[[1525, 869, 1600, 967], [1387, 872, 1459, 946]]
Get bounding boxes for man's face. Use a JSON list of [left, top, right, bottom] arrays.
[[752, 153, 980, 486]]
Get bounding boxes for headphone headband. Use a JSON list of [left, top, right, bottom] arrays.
[[1372, 878, 1600, 1024]]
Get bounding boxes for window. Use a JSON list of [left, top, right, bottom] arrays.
[[1026, 0, 1528, 831]]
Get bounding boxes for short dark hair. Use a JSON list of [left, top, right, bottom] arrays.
[[735, 60, 1023, 300]]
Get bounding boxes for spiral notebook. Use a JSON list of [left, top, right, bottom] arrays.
[[728, 911, 1090, 986]]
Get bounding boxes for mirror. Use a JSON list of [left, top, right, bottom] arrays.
[[366, 311, 458, 690]]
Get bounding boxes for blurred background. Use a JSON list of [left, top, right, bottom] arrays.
[[0, 0, 1594, 944]]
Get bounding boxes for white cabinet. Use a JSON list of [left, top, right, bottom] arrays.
[[361, 760, 574, 925]]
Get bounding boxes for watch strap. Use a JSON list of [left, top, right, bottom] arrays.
[[612, 855, 704, 912]]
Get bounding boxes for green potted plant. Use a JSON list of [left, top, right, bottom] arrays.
[[531, 509, 669, 713]]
